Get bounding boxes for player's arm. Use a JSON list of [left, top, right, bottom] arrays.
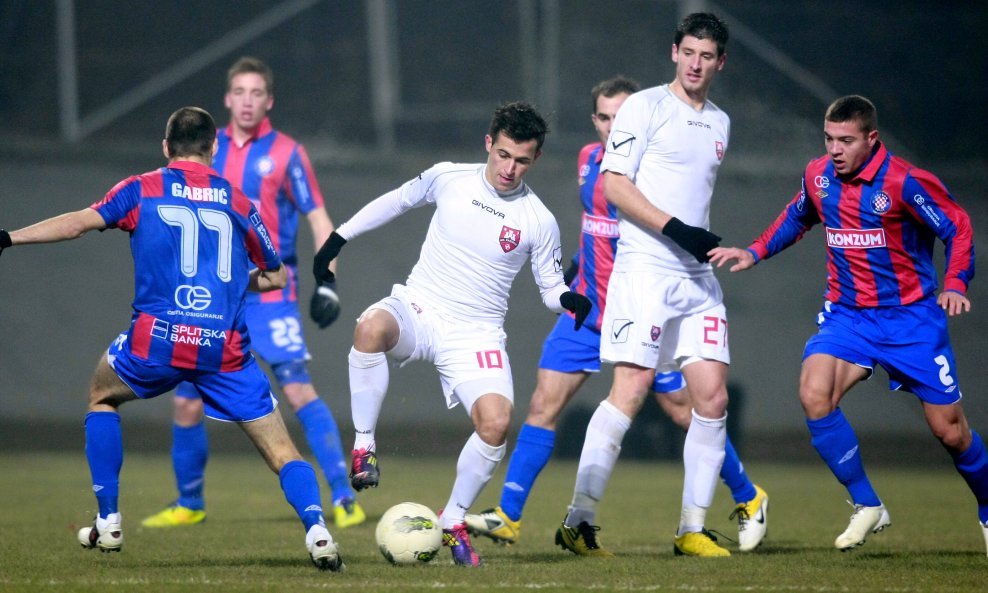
[[602, 171, 720, 263], [250, 263, 287, 292], [2, 208, 106, 253], [306, 207, 343, 328]]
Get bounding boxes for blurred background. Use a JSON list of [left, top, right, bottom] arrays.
[[1, 0, 986, 463]]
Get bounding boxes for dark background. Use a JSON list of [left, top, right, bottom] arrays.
[[1, 1, 986, 462]]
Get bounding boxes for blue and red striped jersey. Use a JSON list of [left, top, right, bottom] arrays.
[[568, 142, 620, 332], [91, 160, 282, 371], [213, 117, 324, 304], [749, 142, 974, 307]]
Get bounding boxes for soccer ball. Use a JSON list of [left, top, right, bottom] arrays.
[[375, 502, 443, 565]]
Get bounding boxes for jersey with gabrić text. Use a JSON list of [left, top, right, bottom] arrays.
[[748, 142, 974, 307], [568, 142, 618, 332], [213, 117, 324, 304], [91, 160, 282, 371]]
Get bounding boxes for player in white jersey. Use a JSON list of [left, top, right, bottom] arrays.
[[312, 102, 592, 567], [557, 12, 737, 558]]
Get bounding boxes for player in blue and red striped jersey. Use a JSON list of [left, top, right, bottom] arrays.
[[0, 107, 343, 570], [142, 58, 364, 531], [465, 76, 768, 554], [711, 95, 988, 555]]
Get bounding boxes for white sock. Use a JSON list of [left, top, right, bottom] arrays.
[[441, 432, 505, 529], [679, 410, 726, 535], [348, 347, 388, 451], [566, 400, 631, 527]]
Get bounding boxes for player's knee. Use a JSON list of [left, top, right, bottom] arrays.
[[174, 397, 205, 426], [473, 396, 512, 445], [353, 313, 398, 353], [930, 419, 970, 452]]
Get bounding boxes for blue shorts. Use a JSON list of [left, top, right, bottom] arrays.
[[108, 333, 277, 422], [538, 315, 685, 394], [803, 297, 962, 404], [176, 299, 311, 399]]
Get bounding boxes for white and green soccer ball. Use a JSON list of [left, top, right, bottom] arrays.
[[375, 502, 443, 565]]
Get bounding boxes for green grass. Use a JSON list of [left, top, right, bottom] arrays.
[[1, 452, 985, 592]]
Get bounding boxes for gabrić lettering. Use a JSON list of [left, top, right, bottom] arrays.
[[172, 183, 229, 204]]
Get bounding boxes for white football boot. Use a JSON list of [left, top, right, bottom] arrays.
[[306, 523, 344, 571], [78, 513, 123, 552], [835, 502, 890, 550]]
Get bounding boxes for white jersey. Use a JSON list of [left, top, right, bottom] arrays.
[[600, 84, 730, 277], [337, 162, 568, 325]]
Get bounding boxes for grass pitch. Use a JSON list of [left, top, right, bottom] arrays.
[[0, 451, 984, 592]]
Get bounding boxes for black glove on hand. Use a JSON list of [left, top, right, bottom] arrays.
[[661, 217, 721, 263], [310, 280, 341, 329], [562, 260, 579, 286], [0, 230, 11, 257], [313, 231, 347, 284], [560, 291, 593, 331]]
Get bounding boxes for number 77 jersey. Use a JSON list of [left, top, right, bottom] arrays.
[[91, 160, 282, 372]]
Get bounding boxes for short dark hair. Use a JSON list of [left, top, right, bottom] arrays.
[[675, 12, 729, 56], [488, 101, 549, 151], [227, 56, 273, 95], [825, 95, 878, 133], [165, 107, 216, 159], [591, 76, 641, 113]]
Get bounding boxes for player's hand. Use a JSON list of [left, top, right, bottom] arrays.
[[0, 230, 11, 257], [661, 217, 721, 263], [560, 291, 592, 330], [938, 290, 971, 317], [563, 260, 579, 285], [313, 231, 347, 284], [708, 246, 756, 272], [310, 280, 342, 329]]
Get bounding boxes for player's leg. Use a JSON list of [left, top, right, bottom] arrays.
[[142, 386, 208, 527], [78, 343, 141, 552], [655, 374, 767, 551], [238, 408, 343, 571], [440, 388, 511, 566], [281, 376, 364, 528], [674, 358, 730, 557]]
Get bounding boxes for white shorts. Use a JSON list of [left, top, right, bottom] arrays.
[[600, 272, 730, 370], [360, 284, 514, 412]]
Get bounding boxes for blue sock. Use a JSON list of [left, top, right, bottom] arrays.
[[720, 436, 757, 503], [807, 408, 880, 507], [297, 398, 354, 506], [279, 460, 324, 532], [499, 424, 555, 521], [172, 422, 208, 511], [84, 411, 123, 517], [950, 430, 988, 524]]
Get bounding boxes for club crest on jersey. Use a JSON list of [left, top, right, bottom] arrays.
[[499, 226, 521, 253], [871, 191, 891, 214], [255, 156, 274, 176], [650, 325, 661, 342], [715, 141, 725, 160]]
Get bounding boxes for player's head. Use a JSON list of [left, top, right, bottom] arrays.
[[671, 12, 728, 99], [163, 107, 217, 161], [225, 56, 274, 133], [484, 101, 547, 193], [824, 95, 880, 177], [591, 76, 640, 146]]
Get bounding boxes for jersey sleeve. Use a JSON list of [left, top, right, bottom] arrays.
[[91, 175, 142, 232], [748, 177, 820, 262], [902, 168, 975, 294], [335, 163, 445, 240], [600, 92, 650, 179], [284, 144, 325, 214], [243, 198, 283, 271], [529, 208, 568, 313]]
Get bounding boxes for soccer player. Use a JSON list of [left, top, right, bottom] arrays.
[[0, 107, 343, 570], [141, 57, 364, 530], [464, 76, 767, 555], [552, 13, 735, 558], [709, 95, 988, 554], [312, 101, 593, 567]]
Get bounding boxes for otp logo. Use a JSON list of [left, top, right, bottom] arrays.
[[175, 285, 212, 310]]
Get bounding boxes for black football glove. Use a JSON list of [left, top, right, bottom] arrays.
[[313, 231, 347, 284], [559, 291, 593, 331], [0, 230, 10, 257], [563, 259, 579, 286], [310, 280, 341, 329], [661, 217, 721, 263]]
